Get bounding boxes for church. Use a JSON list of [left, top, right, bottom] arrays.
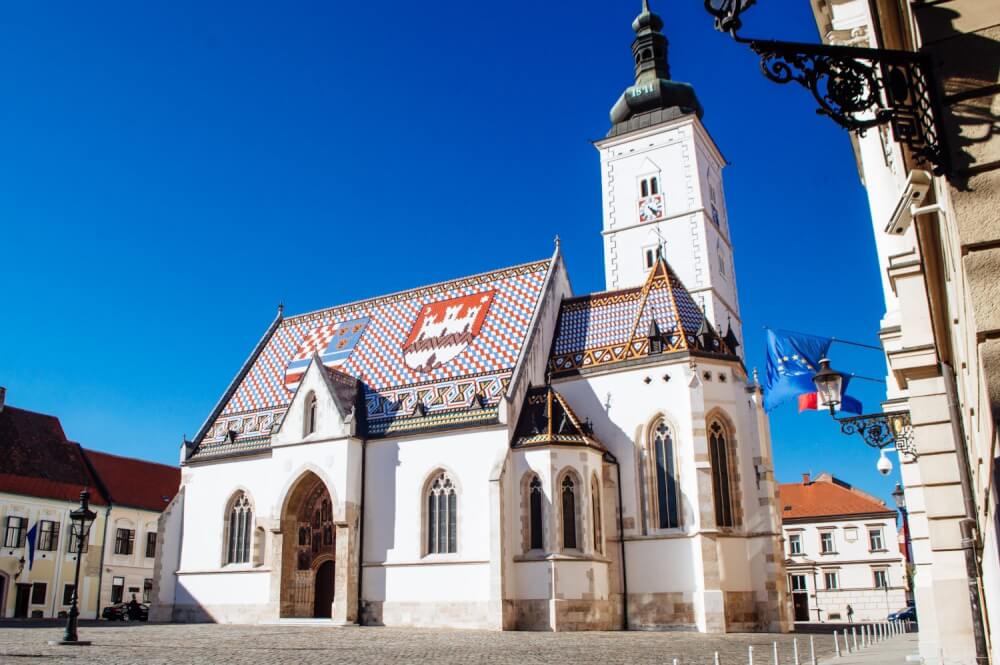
[[153, 2, 791, 633]]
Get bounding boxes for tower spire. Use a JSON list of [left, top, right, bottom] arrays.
[[609, 0, 703, 131]]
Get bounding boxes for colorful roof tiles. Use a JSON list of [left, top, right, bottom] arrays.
[[194, 259, 552, 456], [550, 257, 724, 375]]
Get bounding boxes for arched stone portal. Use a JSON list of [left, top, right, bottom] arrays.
[[279, 471, 336, 618]]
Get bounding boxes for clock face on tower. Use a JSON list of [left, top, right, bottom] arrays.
[[638, 194, 664, 223]]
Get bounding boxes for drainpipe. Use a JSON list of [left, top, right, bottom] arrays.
[[941, 362, 989, 662], [94, 504, 112, 620], [355, 435, 367, 625], [603, 451, 628, 631]]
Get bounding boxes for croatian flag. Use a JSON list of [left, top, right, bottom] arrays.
[[284, 316, 370, 393]]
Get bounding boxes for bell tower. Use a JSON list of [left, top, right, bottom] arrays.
[[596, 1, 742, 349]]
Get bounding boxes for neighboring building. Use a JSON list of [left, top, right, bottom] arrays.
[[808, 1, 1000, 663], [0, 388, 180, 619], [779, 474, 906, 624], [0, 395, 108, 619], [85, 450, 179, 610], [154, 2, 791, 632]]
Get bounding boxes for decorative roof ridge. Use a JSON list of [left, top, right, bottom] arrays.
[[562, 284, 644, 305], [283, 257, 551, 324], [190, 306, 285, 451], [506, 243, 565, 403]]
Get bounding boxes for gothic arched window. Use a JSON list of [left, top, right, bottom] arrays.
[[529, 475, 543, 551], [709, 419, 736, 528], [426, 471, 457, 554], [305, 393, 318, 435], [651, 419, 681, 529], [561, 475, 577, 550], [591, 475, 603, 554], [226, 492, 253, 565]]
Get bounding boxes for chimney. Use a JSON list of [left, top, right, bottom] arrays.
[[802, 472, 810, 485], [0, 386, 5, 412]]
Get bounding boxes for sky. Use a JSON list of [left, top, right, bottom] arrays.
[[0, 1, 902, 506]]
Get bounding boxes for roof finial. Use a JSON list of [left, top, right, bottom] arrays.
[[554, 234, 561, 250], [277, 302, 284, 317], [642, 0, 650, 13]]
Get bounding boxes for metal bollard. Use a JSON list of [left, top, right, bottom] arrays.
[[810, 635, 817, 665], [773, 641, 779, 665], [845, 629, 852, 653], [834, 631, 841, 658], [749, 644, 754, 665], [852, 626, 857, 651], [714, 652, 720, 665], [672, 659, 678, 665], [793, 637, 800, 665]]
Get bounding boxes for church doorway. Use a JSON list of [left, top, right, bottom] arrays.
[[279, 471, 336, 618], [313, 560, 334, 618]]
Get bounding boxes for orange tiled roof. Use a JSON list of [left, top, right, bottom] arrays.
[[778, 473, 894, 520]]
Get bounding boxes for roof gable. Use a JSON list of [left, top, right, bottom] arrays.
[[513, 386, 605, 451], [193, 259, 551, 458], [550, 256, 733, 375]]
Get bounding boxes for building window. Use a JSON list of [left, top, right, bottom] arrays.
[[111, 576, 124, 604], [31, 583, 46, 605], [789, 574, 807, 591], [650, 419, 681, 529], [824, 572, 840, 590], [717, 241, 726, 277], [426, 471, 457, 554], [67, 529, 89, 554], [529, 475, 543, 551], [640, 176, 659, 198], [644, 247, 656, 269], [114, 528, 135, 555], [591, 475, 603, 554], [820, 531, 835, 554], [37, 520, 59, 551], [708, 419, 736, 528], [561, 476, 578, 549], [62, 584, 75, 605], [873, 569, 889, 589], [305, 392, 318, 435], [145, 532, 157, 558], [226, 492, 253, 564], [868, 528, 884, 551], [788, 533, 802, 555], [711, 205, 720, 227], [4, 516, 26, 548], [143, 578, 153, 603]]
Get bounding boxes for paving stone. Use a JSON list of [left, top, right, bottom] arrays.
[[0, 622, 858, 665]]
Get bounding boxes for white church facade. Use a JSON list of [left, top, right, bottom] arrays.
[[152, 2, 792, 632]]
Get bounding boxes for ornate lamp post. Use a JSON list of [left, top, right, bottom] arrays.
[[699, 0, 950, 174], [54, 489, 97, 646], [811, 358, 915, 475]]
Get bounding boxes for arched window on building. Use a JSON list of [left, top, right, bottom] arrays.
[[561, 475, 577, 550], [305, 392, 318, 435], [529, 475, 543, 551], [591, 475, 603, 554], [225, 492, 253, 565], [709, 419, 736, 528], [426, 471, 457, 554], [651, 419, 681, 529]]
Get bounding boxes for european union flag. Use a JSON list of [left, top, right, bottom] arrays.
[[763, 328, 833, 412]]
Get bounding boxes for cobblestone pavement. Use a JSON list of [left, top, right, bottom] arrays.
[[0, 623, 864, 665]]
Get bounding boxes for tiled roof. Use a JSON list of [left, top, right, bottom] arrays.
[[512, 386, 605, 451], [0, 406, 107, 505], [82, 449, 180, 513], [550, 256, 735, 376], [193, 258, 553, 457], [779, 473, 895, 520]]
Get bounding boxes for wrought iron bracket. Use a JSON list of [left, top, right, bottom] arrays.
[[701, 1, 950, 174], [838, 411, 915, 460], [742, 39, 949, 174]]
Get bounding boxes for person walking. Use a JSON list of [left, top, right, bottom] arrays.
[[847, 604, 855, 624]]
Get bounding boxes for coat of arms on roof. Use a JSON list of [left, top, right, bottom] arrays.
[[284, 317, 370, 393], [403, 291, 496, 373]]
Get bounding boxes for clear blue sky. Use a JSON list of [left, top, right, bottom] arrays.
[[0, 1, 901, 506]]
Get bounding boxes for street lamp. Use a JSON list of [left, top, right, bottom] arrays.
[[811, 358, 916, 472], [812, 358, 843, 416], [703, 0, 755, 33], [54, 489, 96, 646]]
